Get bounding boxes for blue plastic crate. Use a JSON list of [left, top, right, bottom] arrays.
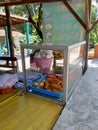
[[28, 77, 63, 98]]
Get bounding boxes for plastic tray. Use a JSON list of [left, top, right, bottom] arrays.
[[28, 77, 63, 98]]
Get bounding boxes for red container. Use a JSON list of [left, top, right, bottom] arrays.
[[0, 87, 13, 94]]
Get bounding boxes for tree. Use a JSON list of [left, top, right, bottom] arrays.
[[90, 4, 98, 48], [25, 4, 43, 42], [9, 4, 43, 43]]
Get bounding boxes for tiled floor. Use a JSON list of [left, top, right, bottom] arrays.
[[53, 59, 98, 130]]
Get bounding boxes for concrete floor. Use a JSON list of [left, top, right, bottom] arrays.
[[53, 59, 98, 130]]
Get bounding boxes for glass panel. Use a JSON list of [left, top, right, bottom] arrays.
[[69, 44, 84, 73], [68, 62, 82, 94], [67, 44, 85, 96], [23, 48, 64, 101]]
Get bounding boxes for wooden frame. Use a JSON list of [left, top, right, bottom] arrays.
[[0, 0, 60, 7]]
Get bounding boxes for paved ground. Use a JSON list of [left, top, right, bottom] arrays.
[[53, 59, 98, 130]]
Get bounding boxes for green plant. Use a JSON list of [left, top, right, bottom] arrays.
[[90, 5, 98, 48]]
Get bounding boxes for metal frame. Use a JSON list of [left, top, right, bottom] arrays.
[[21, 41, 86, 105]]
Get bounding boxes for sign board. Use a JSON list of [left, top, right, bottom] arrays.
[[43, 1, 86, 45]]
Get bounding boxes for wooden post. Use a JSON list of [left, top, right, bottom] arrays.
[[5, 6, 14, 58], [83, 0, 90, 74]]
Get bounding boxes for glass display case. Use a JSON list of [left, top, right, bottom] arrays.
[[20, 41, 85, 105]]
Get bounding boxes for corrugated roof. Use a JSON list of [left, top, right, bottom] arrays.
[[0, 12, 28, 27]]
